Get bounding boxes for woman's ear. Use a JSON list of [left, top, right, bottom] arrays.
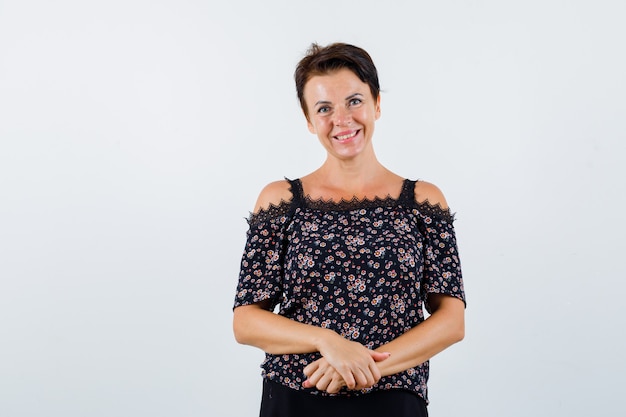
[[375, 95, 381, 120]]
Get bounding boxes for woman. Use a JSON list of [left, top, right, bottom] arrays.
[[233, 42, 465, 417]]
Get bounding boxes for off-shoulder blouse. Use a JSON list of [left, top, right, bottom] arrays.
[[234, 178, 465, 403]]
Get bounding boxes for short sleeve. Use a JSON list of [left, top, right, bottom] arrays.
[[233, 215, 290, 311], [417, 210, 466, 312]]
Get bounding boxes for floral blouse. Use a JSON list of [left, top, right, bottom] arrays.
[[233, 178, 465, 403]]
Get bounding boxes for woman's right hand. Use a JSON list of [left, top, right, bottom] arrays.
[[304, 335, 390, 392]]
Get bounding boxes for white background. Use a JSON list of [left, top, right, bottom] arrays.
[[1, 1, 625, 416]]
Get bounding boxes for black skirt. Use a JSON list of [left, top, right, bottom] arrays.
[[260, 379, 429, 417]]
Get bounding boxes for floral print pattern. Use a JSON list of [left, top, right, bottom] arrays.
[[234, 179, 465, 402]]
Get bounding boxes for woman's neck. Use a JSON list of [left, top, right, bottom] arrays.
[[302, 153, 402, 201]]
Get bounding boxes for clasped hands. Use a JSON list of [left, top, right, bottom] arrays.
[[302, 336, 390, 394]]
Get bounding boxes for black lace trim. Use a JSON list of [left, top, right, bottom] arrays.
[[302, 197, 453, 221], [247, 200, 293, 226], [413, 200, 455, 223], [247, 178, 454, 225], [303, 194, 404, 211]]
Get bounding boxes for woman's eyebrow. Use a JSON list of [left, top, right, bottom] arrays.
[[314, 93, 363, 107], [345, 93, 364, 100], [314, 100, 332, 107]]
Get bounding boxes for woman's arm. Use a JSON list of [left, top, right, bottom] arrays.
[[374, 293, 465, 376], [233, 301, 390, 389], [233, 300, 332, 354], [303, 294, 464, 392]]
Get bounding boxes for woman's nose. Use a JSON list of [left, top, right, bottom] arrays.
[[333, 107, 352, 126]]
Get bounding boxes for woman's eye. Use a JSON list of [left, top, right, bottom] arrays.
[[317, 106, 331, 114], [349, 98, 362, 106]]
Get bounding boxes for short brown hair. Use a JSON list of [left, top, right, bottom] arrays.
[[294, 43, 380, 118]]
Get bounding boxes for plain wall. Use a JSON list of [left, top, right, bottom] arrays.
[[1, 1, 625, 416]]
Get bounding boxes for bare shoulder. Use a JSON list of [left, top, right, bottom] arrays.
[[253, 179, 293, 213], [414, 180, 449, 209]]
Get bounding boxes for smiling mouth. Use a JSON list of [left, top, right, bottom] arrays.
[[334, 130, 359, 141]]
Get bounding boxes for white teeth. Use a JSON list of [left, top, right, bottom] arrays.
[[336, 131, 358, 140]]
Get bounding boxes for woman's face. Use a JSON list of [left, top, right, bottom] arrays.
[[303, 68, 381, 161]]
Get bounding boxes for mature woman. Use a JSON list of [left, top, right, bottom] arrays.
[[233, 42, 465, 417]]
